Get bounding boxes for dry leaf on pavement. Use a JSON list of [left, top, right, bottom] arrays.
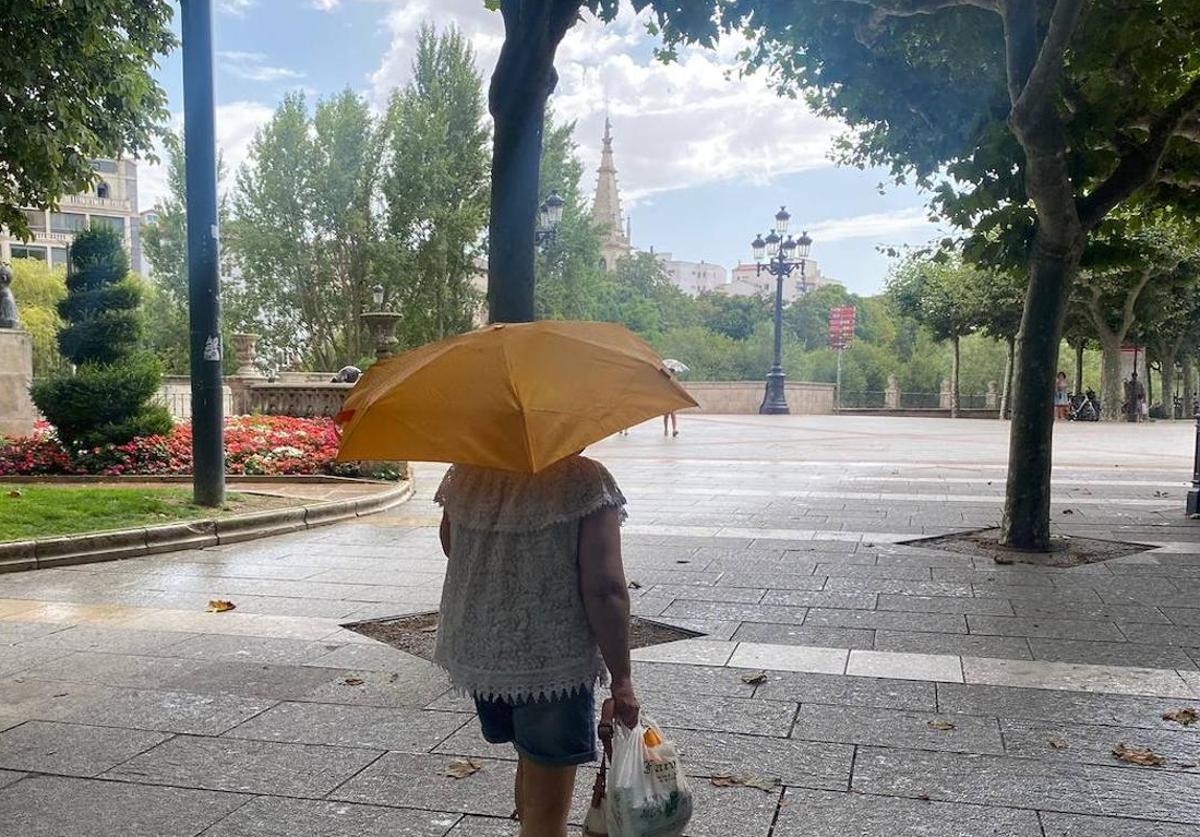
[[1112, 743, 1166, 767], [206, 600, 236, 613], [1061, 508, 1075, 515], [1163, 708, 1198, 726], [444, 758, 483, 779], [341, 677, 365, 686], [627, 580, 643, 590], [1048, 738, 1068, 750], [740, 672, 769, 685], [927, 719, 955, 731], [710, 773, 781, 792], [419, 625, 438, 634]]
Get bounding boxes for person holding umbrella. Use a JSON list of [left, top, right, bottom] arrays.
[[662, 359, 689, 437], [337, 322, 696, 837]]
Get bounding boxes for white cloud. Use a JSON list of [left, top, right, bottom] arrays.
[[137, 101, 276, 212], [803, 207, 942, 244], [219, 51, 306, 83], [367, 1, 842, 208], [216, 0, 255, 16], [313, 0, 340, 9]]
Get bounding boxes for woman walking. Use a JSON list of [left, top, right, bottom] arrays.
[[436, 456, 640, 837]]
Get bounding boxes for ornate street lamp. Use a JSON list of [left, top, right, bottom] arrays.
[[1188, 406, 1200, 517], [752, 206, 813, 415], [361, 283, 402, 361], [535, 191, 565, 247]]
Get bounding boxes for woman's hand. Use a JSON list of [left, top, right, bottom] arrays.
[[611, 678, 640, 728]]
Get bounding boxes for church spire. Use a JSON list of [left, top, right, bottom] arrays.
[[591, 117, 632, 271]]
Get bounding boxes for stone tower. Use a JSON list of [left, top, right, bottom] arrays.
[[591, 118, 632, 272]]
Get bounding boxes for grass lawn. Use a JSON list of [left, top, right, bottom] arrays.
[[0, 484, 293, 542]]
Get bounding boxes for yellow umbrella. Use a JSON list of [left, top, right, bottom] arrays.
[[335, 321, 698, 473]]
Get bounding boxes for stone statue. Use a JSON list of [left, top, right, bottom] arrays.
[[0, 265, 18, 330]]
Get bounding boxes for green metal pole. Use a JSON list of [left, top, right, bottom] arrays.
[[181, 0, 225, 506]]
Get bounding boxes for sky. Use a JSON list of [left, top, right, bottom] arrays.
[[143, 0, 947, 295]]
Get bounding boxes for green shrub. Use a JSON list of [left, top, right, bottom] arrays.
[[32, 226, 171, 448]]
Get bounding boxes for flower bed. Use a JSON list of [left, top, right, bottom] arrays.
[[0, 416, 390, 478]]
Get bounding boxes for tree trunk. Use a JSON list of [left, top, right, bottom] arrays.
[[951, 335, 961, 419], [1183, 356, 1196, 416], [1160, 351, 1176, 419], [1000, 336, 1015, 420], [1001, 241, 1081, 551], [486, 1, 575, 324], [1098, 335, 1124, 421], [1073, 341, 1084, 395]]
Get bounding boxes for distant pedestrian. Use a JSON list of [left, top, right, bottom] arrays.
[[1124, 372, 1147, 423], [1054, 371, 1069, 420]]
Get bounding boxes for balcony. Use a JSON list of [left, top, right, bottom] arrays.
[[60, 194, 133, 213]]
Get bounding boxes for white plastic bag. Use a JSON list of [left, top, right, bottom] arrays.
[[605, 715, 693, 837]]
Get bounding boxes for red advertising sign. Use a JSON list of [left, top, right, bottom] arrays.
[[828, 305, 856, 350]]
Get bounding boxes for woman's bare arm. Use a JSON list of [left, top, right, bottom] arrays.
[[579, 506, 639, 727], [439, 512, 451, 558]]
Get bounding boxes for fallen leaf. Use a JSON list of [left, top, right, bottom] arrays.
[[419, 625, 438, 634], [342, 677, 365, 686], [206, 599, 236, 613], [444, 758, 483, 779], [675, 560, 690, 564], [628, 580, 643, 590], [740, 671, 769, 686], [1061, 508, 1075, 515], [1112, 743, 1166, 767], [1163, 708, 1198, 726], [927, 719, 955, 731], [710, 773, 781, 792], [6, 489, 21, 498], [1048, 738, 1068, 750]]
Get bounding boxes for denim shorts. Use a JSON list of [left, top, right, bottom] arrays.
[[474, 688, 597, 767]]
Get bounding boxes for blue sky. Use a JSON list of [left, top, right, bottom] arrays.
[[144, 0, 944, 295]]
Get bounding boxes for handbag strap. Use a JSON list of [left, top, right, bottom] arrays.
[[590, 697, 616, 806]]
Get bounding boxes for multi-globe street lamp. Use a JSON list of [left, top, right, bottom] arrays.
[[751, 206, 813, 415], [535, 191, 565, 248]]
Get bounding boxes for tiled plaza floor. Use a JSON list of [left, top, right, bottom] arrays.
[[1, 415, 1199, 835]]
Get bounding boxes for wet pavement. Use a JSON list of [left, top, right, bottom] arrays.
[[1, 415, 1199, 835]]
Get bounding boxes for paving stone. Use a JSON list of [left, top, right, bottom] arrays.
[[1012, 602, 1171, 623], [967, 615, 1127, 641], [648, 584, 767, 604], [731, 622, 875, 649], [1162, 608, 1200, 626], [717, 572, 827, 591], [852, 745, 1200, 823], [753, 670, 937, 711], [847, 650, 963, 683], [1040, 812, 1200, 836], [0, 621, 66, 643], [814, 563, 932, 580], [169, 659, 345, 701], [822, 578, 975, 597], [661, 600, 809, 625], [805, 608, 967, 634], [937, 682, 1200, 731], [1114, 621, 1200, 645], [728, 642, 849, 675], [105, 734, 381, 797], [159, 633, 340, 665], [637, 690, 797, 737], [330, 752, 519, 817], [772, 788, 1042, 836], [630, 662, 757, 698], [296, 664, 452, 709], [225, 701, 466, 752], [0, 644, 76, 678], [0, 770, 24, 789], [445, 816, 518, 836], [877, 593, 1015, 616], [651, 617, 740, 640], [16, 626, 197, 656], [1029, 637, 1199, 670], [1001, 717, 1200, 772], [432, 718, 518, 762], [0, 676, 115, 721], [971, 583, 1102, 602], [962, 657, 1193, 698], [791, 703, 1002, 754], [632, 639, 736, 666], [757, 590, 879, 609], [17, 651, 213, 690], [875, 630, 1032, 660], [0, 774, 246, 837], [202, 796, 460, 837], [656, 726, 853, 790], [303, 642, 433, 672], [61, 687, 275, 735], [0, 720, 168, 777], [682, 779, 780, 837]]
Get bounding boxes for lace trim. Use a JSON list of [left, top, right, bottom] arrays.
[[435, 456, 627, 533], [433, 652, 608, 702]]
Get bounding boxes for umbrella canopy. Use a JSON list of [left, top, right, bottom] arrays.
[[336, 321, 698, 473]]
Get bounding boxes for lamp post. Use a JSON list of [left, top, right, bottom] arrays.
[[534, 192, 565, 248], [1188, 406, 1200, 517], [752, 206, 812, 415], [361, 283, 403, 361]]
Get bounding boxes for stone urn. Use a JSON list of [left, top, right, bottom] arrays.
[[230, 333, 262, 377], [361, 312, 403, 361]]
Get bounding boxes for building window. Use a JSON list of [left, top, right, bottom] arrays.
[[90, 215, 126, 237], [97, 182, 110, 199], [11, 245, 47, 261], [20, 209, 46, 232], [51, 247, 68, 267], [50, 212, 86, 234], [91, 159, 119, 174]]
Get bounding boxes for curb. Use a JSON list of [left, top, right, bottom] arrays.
[[0, 479, 413, 573]]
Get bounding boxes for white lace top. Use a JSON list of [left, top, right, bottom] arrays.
[[433, 455, 627, 702]]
